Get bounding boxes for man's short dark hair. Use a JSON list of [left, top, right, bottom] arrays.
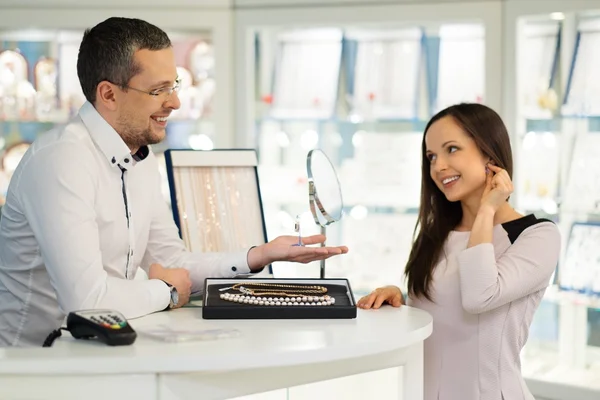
[[77, 17, 172, 104]]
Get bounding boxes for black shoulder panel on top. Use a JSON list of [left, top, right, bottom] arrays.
[[502, 214, 554, 244]]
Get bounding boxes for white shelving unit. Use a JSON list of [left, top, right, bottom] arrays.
[[504, 1, 600, 398]]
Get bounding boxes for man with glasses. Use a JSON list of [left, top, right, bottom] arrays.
[[0, 17, 348, 347]]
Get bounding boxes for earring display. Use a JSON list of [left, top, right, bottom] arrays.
[[0, 50, 36, 121], [516, 131, 560, 212], [188, 40, 216, 118], [270, 28, 343, 120], [0, 141, 31, 206], [347, 28, 422, 120], [57, 39, 87, 117], [436, 24, 485, 111], [563, 18, 600, 116], [169, 39, 216, 120], [562, 132, 600, 213], [203, 278, 357, 319], [519, 21, 561, 118], [34, 57, 58, 118], [560, 222, 600, 295]]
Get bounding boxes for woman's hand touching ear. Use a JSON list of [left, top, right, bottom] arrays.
[[479, 164, 513, 213]]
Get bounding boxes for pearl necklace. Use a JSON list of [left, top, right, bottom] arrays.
[[220, 292, 335, 306], [218, 283, 335, 306]]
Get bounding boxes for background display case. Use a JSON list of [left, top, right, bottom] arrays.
[[0, 6, 236, 210], [235, 1, 503, 294], [505, 1, 600, 397]]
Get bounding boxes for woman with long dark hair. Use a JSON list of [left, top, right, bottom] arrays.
[[358, 103, 560, 400]]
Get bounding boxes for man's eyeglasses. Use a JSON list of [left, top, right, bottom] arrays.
[[115, 78, 181, 98]]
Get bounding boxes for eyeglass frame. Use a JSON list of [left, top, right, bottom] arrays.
[[110, 77, 181, 98]]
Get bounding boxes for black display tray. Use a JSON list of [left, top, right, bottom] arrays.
[[202, 278, 357, 319]]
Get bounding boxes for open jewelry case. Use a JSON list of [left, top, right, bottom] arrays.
[[202, 278, 357, 319]]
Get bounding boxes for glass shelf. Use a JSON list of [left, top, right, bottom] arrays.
[[524, 118, 562, 132], [524, 116, 600, 132]]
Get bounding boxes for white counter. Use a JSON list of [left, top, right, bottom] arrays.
[[0, 305, 432, 400]]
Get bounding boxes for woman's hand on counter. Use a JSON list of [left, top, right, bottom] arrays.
[[357, 286, 404, 309]]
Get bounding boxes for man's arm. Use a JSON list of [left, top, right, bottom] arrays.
[[19, 143, 171, 318]]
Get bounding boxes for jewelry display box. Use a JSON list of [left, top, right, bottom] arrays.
[[202, 278, 357, 319]]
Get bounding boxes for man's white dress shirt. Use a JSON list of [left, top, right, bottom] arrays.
[[0, 102, 252, 347]]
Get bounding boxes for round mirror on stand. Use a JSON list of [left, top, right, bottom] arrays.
[[306, 149, 344, 278]]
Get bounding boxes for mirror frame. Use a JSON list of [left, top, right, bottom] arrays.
[[306, 149, 343, 227]]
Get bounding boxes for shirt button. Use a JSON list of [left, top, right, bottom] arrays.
[[124, 158, 130, 163], [231, 266, 237, 272], [111, 157, 116, 164]]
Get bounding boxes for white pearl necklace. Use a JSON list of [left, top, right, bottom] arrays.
[[220, 292, 336, 306]]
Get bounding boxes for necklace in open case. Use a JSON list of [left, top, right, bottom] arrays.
[[218, 282, 336, 306]]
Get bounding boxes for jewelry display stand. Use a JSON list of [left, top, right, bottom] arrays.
[[270, 29, 343, 120], [202, 278, 357, 319], [560, 222, 600, 295], [562, 19, 600, 116], [561, 132, 600, 213], [346, 27, 422, 120], [164, 149, 269, 253], [436, 24, 485, 111], [516, 131, 560, 212], [519, 20, 561, 119]]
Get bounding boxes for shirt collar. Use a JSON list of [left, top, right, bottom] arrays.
[[79, 101, 149, 170]]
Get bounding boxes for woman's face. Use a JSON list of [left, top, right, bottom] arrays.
[[425, 116, 489, 203]]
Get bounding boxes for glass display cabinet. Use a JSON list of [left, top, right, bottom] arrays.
[[235, 1, 503, 293], [505, 1, 600, 397], [0, 8, 235, 210]]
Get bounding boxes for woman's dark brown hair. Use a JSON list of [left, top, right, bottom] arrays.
[[404, 103, 513, 301]]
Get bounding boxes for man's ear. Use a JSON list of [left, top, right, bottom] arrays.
[[97, 81, 118, 111]]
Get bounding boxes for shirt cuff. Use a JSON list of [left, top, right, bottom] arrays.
[[149, 278, 171, 311], [219, 248, 255, 277]]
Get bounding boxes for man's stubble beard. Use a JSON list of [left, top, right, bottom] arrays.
[[117, 116, 163, 150]]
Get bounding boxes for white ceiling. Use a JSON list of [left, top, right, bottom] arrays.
[[234, 0, 497, 6], [0, 0, 503, 8], [0, 0, 231, 7]]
